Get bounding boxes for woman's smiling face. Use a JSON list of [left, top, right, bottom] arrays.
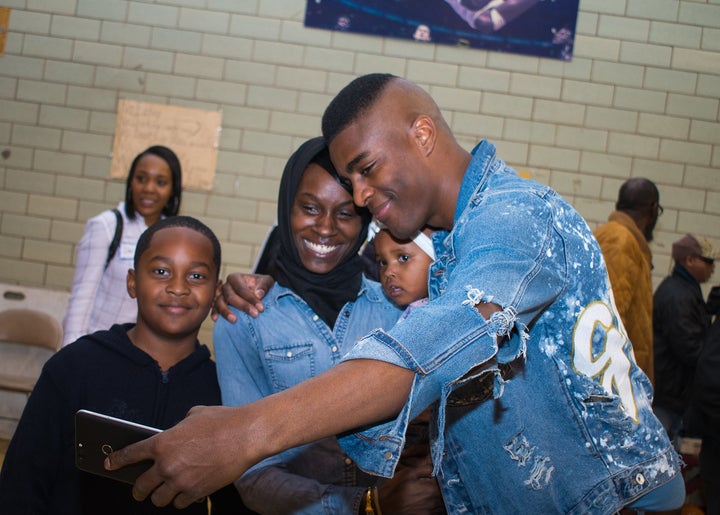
[[290, 163, 363, 274], [130, 154, 173, 225]]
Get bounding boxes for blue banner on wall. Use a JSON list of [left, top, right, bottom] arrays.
[[305, 0, 579, 60]]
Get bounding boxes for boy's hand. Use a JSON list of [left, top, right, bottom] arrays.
[[105, 406, 252, 509], [211, 273, 275, 321]]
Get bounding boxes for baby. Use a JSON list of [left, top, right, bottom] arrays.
[[370, 222, 439, 466], [370, 221, 436, 314]]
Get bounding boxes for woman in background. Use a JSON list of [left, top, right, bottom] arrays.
[[62, 145, 182, 346]]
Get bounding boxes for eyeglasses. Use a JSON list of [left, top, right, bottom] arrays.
[[698, 256, 714, 265]]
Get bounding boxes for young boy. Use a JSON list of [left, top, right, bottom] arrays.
[[0, 216, 248, 514]]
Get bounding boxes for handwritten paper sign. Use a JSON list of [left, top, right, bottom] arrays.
[[110, 99, 222, 190]]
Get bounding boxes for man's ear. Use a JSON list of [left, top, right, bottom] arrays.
[[412, 115, 436, 156], [127, 269, 137, 299]]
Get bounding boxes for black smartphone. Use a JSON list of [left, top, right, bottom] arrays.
[[75, 409, 161, 484]]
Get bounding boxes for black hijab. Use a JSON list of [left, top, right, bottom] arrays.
[[274, 137, 371, 328]]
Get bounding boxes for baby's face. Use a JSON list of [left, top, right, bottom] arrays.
[[374, 230, 432, 308]]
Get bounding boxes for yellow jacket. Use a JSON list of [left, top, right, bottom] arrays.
[[594, 211, 654, 384]]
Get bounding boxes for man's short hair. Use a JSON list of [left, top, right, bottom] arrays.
[[322, 73, 396, 145], [134, 216, 221, 279], [615, 177, 659, 212]]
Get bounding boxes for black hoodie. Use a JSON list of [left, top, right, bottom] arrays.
[[0, 323, 248, 515]]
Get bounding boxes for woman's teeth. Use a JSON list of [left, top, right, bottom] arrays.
[[305, 241, 337, 255]]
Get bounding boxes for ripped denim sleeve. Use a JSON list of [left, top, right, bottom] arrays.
[[339, 285, 529, 478], [429, 286, 529, 475]]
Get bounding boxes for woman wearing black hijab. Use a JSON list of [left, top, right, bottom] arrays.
[[213, 137, 430, 514], [271, 137, 373, 328]]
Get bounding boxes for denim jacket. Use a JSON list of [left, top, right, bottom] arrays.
[[340, 140, 680, 514], [214, 277, 401, 515]]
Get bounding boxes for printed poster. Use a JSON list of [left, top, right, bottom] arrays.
[[305, 0, 579, 60]]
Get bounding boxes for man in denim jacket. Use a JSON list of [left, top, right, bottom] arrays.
[[108, 74, 684, 514]]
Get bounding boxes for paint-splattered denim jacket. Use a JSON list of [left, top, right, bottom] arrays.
[[340, 140, 681, 514], [214, 277, 401, 514]]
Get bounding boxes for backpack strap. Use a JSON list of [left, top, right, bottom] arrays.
[[105, 208, 124, 269]]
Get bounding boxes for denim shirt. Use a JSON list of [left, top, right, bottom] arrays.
[[214, 276, 401, 515], [340, 140, 680, 514]]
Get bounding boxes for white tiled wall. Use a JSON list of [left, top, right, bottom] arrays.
[[0, 0, 718, 299]]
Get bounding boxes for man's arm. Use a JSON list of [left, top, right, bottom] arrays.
[[666, 299, 709, 368], [106, 359, 414, 509]]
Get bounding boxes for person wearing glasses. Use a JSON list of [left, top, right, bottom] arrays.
[[653, 234, 719, 445], [594, 178, 663, 384]]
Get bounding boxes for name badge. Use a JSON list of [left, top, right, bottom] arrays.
[[119, 241, 136, 260]]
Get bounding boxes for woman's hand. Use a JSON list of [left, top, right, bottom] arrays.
[[212, 273, 275, 321], [377, 450, 446, 514]]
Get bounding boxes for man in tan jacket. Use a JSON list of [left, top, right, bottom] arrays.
[[594, 178, 662, 383]]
